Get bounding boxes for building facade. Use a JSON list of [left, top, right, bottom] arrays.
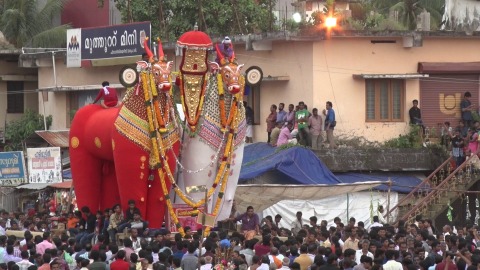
[[26, 32, 480, 144]]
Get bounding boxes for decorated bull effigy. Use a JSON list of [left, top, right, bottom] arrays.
[[69, 29, 246, 235]]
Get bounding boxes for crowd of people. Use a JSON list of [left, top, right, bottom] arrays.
[[0, 201, 475, 270], [264, 101, 337, 150], [410, 91, 480, 168]]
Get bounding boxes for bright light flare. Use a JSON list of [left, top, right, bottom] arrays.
[[325, 17, 337, 28], [292, 12, 302, 23]]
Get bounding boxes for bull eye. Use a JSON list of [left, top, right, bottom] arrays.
[[225, 73, 230, 78], [155, 72, 159, 76]]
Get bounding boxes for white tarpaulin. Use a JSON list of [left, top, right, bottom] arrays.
[[234, 181, 386, 213], [263, 191, 399, 229]]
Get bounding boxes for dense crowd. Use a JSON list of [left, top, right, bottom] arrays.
[[0, 201, 475, 270]]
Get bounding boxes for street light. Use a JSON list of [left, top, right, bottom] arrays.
[[325, 17, 337, 28], [292, 12, 302, 23]]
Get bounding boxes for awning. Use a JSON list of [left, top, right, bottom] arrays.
[[418, 62, 480, 74], [235, 182, 384, 212], [35, 130, 70, 148], [36, 83, 124, 92], [16, 183, 50, 190], [352, 73, 429, 79], [49, 181, 73, 189]]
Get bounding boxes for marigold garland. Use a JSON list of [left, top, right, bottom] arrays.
[[142, 70, 185, 236], [204, 100, 240, 237], [141, 68, 243, 237]]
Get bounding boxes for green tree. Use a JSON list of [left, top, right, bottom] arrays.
[[113, 0, 276, 41], [369, 0, 443, 30], [0, 0, 71, 48], [4, 110, 52, 151]]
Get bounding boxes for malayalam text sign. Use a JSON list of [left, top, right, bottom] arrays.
[[27, 147, 62, 183], [0, 152, 27, 186], [67, 22, 151, 66]]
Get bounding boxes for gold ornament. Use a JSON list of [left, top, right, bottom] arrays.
[[94, 137, 102, 148], [71, 137, 80, 149]]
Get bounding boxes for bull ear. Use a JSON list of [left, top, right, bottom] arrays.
[[208, 61, 220, 73], [237, 64, 245, 72], [167, 61, 174, 70], [136, 61, 148, 71]]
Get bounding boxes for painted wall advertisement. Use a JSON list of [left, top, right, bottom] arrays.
[[0, 152, 27, 186], [27, 147, 62, 183], [67, 22, 151, 67]]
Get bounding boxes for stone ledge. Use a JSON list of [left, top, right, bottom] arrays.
[[314, 147, 448, 172]]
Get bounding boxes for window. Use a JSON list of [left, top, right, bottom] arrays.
[[366, 79, 405, 122], [7, 81, 24, 113]]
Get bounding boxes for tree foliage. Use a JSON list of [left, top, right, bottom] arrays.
[[372, 0, 444, 30], [0, 0, 71, 48], [5, 110, 52, 151], [113, 0, 276, 41]]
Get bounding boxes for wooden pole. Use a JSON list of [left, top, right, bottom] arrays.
[[386, 179, 392, 224], [197, 187, 208, 270]]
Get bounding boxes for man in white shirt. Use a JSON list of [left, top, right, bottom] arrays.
[[291, 212, 303, 236], [355, 240, 374, 265], [0, 220, 6, 236], [377, 206, 387, 224], [280, 258, 291, 270], [16, 251, 34, 270], [369, 216, 383, 232], [200, 256, 213, 270], [383, 250, 403, 270]]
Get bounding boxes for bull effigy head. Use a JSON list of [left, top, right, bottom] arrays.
[[137, 37, 173, 93], [210, 44, 244, 95]]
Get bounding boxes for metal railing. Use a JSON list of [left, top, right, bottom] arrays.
[[384, 156, 453, 221], [399, 155, 479, 224]]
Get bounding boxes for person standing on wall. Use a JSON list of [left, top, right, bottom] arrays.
[[461, 91, 475, 128], [408, 99, 425, 136], [266, 104, 277, 143], [323, 101, 337, 149]]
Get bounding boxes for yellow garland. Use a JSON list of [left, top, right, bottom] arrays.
[[217, 73, 224, 95], [219, 98, 226, 128], [204, 103, 239, 237], [142, 70, 185, 236], [143, 70, 242, 237], [158, 167, 185, 236], [150, 73, 158, 97]]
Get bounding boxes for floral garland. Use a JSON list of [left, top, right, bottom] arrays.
[[141, 71, 185, 236], [179, 74, 208, 133], [204, 96, 241, 237], [141, 69, 242, 237]]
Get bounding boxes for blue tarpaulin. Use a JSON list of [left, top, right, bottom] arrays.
[[335, 172, 427, 194], [240, 143, 425, 193], [240, 143, 341, 185]]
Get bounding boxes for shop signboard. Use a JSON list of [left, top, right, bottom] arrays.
[[0, 151, 27, 186], [26, 147, 62, 183], [67, 21, 151, 67]]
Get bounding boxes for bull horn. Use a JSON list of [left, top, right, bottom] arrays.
[[215, 44, 227, 66], [230, 43, 235, 62], [157, 37, 165, 61], [143, 37, 154, 63]]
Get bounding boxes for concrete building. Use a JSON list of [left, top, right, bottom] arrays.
[[24, 31, 480, 144]]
